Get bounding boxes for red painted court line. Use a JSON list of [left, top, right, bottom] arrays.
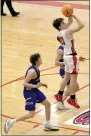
[[13, 1, 89, 10], [1, 1, 89, 133], [35, 84, 89, 115], [1, 114, 89, 133], [73, 130, 79, 135], [1, 72, 89, 87], [1, 84, 89, 133], [1, 58, 89, 87]]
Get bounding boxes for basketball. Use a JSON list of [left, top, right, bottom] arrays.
[[62, 4, 74, 17]]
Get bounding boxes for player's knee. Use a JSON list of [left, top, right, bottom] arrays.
[[29, 111, 35, 118], [76, 83, 79, 91], [45, 101, 51, 108], [64, 76, 69, 82]]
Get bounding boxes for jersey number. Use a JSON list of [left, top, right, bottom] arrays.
[[59, 37, 65, 45]]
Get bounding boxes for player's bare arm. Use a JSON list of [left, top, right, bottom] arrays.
[[55, 49, 65, 66], [65, 14, 84, 39], [23, 69, 40, 89], [24, 69, 48, 89], [66, 16, 73, 28], [37, 82, 48, 88]]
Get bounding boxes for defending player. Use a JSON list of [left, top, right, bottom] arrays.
[[4, 53, 59, 134]]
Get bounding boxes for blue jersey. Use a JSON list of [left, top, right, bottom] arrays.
[[23, 65, 46, 111], [25, 65, 40, 85]]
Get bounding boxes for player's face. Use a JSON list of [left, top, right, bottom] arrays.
[[60, 21, 67, 29], [37, 57, 42, 65]]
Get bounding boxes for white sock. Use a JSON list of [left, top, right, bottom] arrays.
[[10, 119, 16, 125], [63, 94, 67, 101], [46, 120, 50, 126]]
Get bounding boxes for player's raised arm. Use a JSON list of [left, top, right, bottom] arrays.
[[66, 16, 73, 28], [66, 14, 84, 35], [23, 69, 37, 89]]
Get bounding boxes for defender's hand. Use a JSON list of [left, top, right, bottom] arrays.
[[79, 56, 85, 62], [42, 83, 48, 89]]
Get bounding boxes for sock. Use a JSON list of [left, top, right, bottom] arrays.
[[62, 93, 67, 101], [58, 90, 64, 96], [46, 120, 50, 126], [70, 94, 76, 99], [10, 119, 16, 125]]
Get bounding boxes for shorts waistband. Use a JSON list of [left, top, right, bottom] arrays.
[[68, 52, 77, 56]]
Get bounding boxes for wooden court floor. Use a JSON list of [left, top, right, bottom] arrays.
[[2, 1, 89, 135]]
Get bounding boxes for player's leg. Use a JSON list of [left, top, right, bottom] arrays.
[[41, 99, 51, 124], [59, 72, 70, 91], [54, 68, 65, 102], [65, 81, 80, 108], [63, 55, 79, 101], [55, 68, 70, 109], [1, 0, 6, 16], [41, 99, 59, 131], [63, 74, 78, 100], [4, 111, 35, 134], [37, 90, 59, 131], [65, 80, 77, 100], [67, 81, 80, 108], [4, 90, 37, 134], [5, 0, 20, 16]]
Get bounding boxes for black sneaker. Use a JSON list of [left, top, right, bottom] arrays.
[[12, 12, 20, 17], [1, 13, 7, 16]]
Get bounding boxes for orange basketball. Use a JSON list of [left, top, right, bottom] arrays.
[[62, 4, 74, 17]]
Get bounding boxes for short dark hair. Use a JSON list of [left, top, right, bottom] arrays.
[[57, 36, 61, 43], [53, 18, 64, 30], [30, 53, 41, 65]]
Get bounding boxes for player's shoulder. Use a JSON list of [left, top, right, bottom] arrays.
[[58, 30, 66, 37], [28, 68, 36, 75]]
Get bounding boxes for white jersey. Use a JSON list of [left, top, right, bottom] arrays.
[[57, 30, 77, 56]]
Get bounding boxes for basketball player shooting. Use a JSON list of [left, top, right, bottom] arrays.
[[53, 4, 85, 107], [54, 37, 85, 109]]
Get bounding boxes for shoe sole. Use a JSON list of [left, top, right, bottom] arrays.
[[44, 128, 59, 131], [4, 119, 8, 134]]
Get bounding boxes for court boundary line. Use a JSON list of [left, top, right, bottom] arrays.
[[2, 0, 89, 134], [1, 58, 89, 88], [1, 84, 89, 134], [25, 100, 89, 135], [13, 1, 89, 10]]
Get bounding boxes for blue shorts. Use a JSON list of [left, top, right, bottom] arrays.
[[59, 67, 70, 86], [23, 88, 46, 111]]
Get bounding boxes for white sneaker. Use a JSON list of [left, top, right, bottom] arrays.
[[4, 119, 13, 134], [56, 102, 70, 110], [44, 125, 59, 131], [56, 102, 65, 110]]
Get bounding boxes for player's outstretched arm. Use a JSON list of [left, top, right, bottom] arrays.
[[66, 14, 84, 35]]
